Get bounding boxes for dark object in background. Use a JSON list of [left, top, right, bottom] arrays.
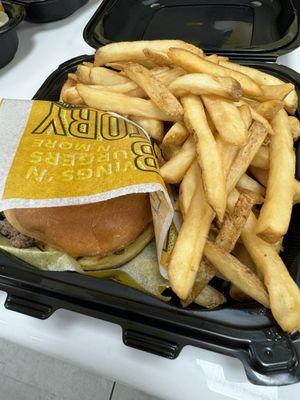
[[0, 0, 88, 68], [23, 0, 89, 23], [0, 3, 24, 68]]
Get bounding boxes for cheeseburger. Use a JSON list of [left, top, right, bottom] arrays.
[[1, 193, 153, 269]]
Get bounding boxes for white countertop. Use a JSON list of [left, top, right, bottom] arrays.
[[1, 1, 300, 399]]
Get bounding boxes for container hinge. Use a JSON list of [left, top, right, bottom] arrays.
[[123, 329, 181, 359], [5, 294, 53, 320], [248, 327, 298, 373]]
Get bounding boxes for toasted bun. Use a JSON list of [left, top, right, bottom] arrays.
[[4, 194, 152, 258]]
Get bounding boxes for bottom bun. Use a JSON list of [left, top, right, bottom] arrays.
[[77, 224, 154, 271]]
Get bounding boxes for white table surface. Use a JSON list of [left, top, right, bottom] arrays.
[[0, 1, 300, 399]]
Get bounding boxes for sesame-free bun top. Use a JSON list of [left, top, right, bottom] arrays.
[[4, 194, 152, 258]]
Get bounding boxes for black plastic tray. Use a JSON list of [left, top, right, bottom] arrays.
[[7, 0, 88, 23], [0, 3, 24, 68], [0, 54, 298, 386], [83, 0, 300, 61]]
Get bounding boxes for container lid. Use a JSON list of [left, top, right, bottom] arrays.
[[83, 0, 300, 61]]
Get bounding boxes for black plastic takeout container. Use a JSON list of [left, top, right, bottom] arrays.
[[2, 0, 300, 386], [5, 0, 88, 23], [0, 2, 24, 68]]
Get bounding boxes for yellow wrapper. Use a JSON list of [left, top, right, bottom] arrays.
[[0, 99, 174, 294]]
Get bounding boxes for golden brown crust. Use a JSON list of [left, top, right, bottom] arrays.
[[5, 194, 152, 258]]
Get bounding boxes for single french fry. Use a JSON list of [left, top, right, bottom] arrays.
[[94, 40, 203, 66], [205, 54, 219, 64], [194, 285, 226, 308], [250, 166, 300, 204], [76, 65, 92, 84], [154, 67, 186, 86], [288, 116, 300, 140], [90, 67, 131, 85], [251, 146, 269, 170], [204, 241, 269, 307], [87, 82, 146, 97], [182, 95, 227, 221], [77, 84, 175, 121], [218, 56, 229, 61], [179, 161, 200, 217], [216, 136, 238, 178], [253, 100, 283, 121], [230, 243, 260, 302], [294, 180, 300, 203], [76, 65, 130, 86], [168, 177, 214, 300], [229, 284, 251, 302], [202, 95, 248, 146], [60, 80, 83, 105], [219, 60, 298, 114], [249, 166, 268, 186], [129, 116, 164, 142], [161, 122, 189, 160], [169, 73, 242, 101], [67, 73, 78, 82], [217, 191, 257, 252], [123, 62, 183, 121], [60, 77, 76, 100], [184, 191, 256, 307], [160, 137, 196, 183], [168, 48, 262, 97], [143, 48, 173, 67], [226, 121, 268, 193], [236, 101, 274, 136], [241, 211, 300, 332], [82, 61, 93, 68], [256, 110, 295, 243], [237, 173, 265, 197], [258, 83, 294, 101], [238, 104, 252, 130]]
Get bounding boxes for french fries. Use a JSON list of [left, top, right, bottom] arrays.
[[256, 110, 295, 243], [129, 116, 164, 142], [179, 161, 200, 217], [77, 65, 130, 85], [143, 48, 173, 67], [237, 174, 265, 197], [242, 212, 300, 332], [60, 79, 83, 105], [169, 48, 262, 97], [77, 84, 175, 121], [168, 176, 214, 300], [194, 285, 226, 308], [238, 104, 252, 129], [259, 83, 294, 101], [59, 39, 300, 332], [123, 62, 183, 121], [204, 241, 270, 308], [94, 40, 203, 66], [226, 121, 268, 193], [182, 95, 227, 221], [219, 60, 298, 114], [160, 137, 196, 184], [253, 100, 283, 121], [87, 82, 147, 98], [169, 73, 242, 101], [161, 122, 189, 160], [251, 145, 269, 170], [202, 95, 248, 146], [289, 116, 300, 140]]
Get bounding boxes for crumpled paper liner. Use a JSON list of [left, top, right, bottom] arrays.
[[0, 234, 169, 301]]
